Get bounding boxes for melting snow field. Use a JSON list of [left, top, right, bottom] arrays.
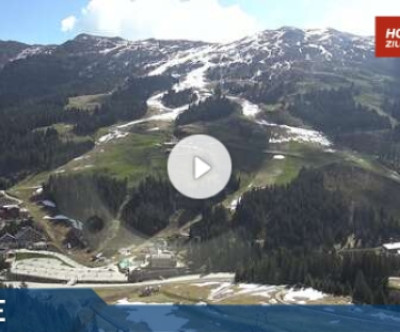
[[284, 288, 326, 304], [174, 62, 213, 93], [229, 196, 242, 211], [257, 120, 332, 147], [97, 130, 129, 144], [227, 96, 262, 117], [191, 281, 280, 302], [147, 92, 168, 111]]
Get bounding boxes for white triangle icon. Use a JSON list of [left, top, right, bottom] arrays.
[[194, 156, 212, 180]]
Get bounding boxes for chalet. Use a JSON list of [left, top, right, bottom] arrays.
[[44, 215, 83, 230], [0, 227, 47, 253], [40, 200, 57, 209], [0, 192, 20, 207], [383, 242, 400, 255], [20, 208, 30, 219], [70, 219, 83, 231], [148, 252, 177, 269], [15, 227, 46, 248], [44, 215, 70, 224], [0, 233, 17, 251], [0, 205, 20, 220]]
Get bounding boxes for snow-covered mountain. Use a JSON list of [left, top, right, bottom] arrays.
[[1, 27, 375, 76], [0, 27, 394, 105]]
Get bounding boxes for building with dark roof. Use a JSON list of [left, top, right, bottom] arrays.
[[15, 227, 46, 248]]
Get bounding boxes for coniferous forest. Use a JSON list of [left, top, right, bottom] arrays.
[[188, 168, 400, 304], [0, 74, 175, 188], [176, 94, 239, 125]]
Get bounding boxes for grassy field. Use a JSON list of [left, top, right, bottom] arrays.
[[65, 93, 110, 112], [90, 131, 168, 185], [95, 281, 350, 305], [9, 94, 400, 263]]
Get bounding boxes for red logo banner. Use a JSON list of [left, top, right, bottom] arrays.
[[376, 16, 400, 57]]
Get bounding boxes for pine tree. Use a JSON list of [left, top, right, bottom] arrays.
[[353, 270, 373, 304]]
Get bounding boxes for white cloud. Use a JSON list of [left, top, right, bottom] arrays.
[[311, 0, 400, 36], [61, 15, 77, 32], [67, 0, 260, 42]]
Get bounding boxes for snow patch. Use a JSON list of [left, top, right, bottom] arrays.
[[257, 120, 332, 147], [284, 288, 325, 303], [97, 130, 129, 144]]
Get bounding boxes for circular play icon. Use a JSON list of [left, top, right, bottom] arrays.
[[167, 135, 232, 200]]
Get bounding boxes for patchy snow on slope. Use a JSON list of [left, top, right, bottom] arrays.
[[117, 118, 147, 129], [236, 284, 278, 298], [148, 45, 214, 77], [174, 62, 213, 92], [273, 155, 286, 160], [192, 282, 221, 287], [13, 46, 52, 61], [227, 97, 262, 117], [208, 283, 234, 301], [230, 199, 239, 211], [239, 98, 261, 117], [147, 92, 168, 111], [201, 281, 280, 302], [257, 120, 332, 147], [284, 288, 326, 303], [97, 130, 129, 144]]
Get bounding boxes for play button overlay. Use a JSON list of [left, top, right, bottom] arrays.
[[168, 135, 232, 199], [194, 156, 212, 180]]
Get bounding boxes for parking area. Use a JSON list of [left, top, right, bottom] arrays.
[[10, 250, 127, 283]]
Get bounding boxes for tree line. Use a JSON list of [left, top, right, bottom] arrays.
[[188, 167, 400, 304], [290, 88, 391, 134], [176, 94, 239, 126], [0, 75, 175, 188]]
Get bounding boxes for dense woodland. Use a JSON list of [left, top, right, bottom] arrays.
[[121, 175, 241, 236], [176, 94, 239, 125], [162, 88, 197, 108], [71, 75, 175, 135], [290, 88, 391, 134], [0, 96, 93, 187], [188, 168, 400, 304], [43, 173, 127, 224], [244, 81, 295, 105], [0, 75, 174, 187]]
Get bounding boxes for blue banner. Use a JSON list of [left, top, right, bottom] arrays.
[[0, 289, 399, 331]]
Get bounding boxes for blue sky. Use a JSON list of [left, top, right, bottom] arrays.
[[0, 0, 399, 44]]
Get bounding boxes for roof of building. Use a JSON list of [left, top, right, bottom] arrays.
[[44, 215, 69, 221], [383, 242, 400, 251], [0, 233, 16, 242], [1, 205, 20, 210], [150, 252, 175, 260], [0, 194, 20, 207], [41, 200, 57, 208], [70, 219, 83, 231], [15, 227, 45, 243]]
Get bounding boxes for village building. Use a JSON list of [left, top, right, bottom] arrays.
[[40, 200, 57, 209], [147, 251, 177, 269], [15, 227, 46, 248], [0, 227, 47, 253], [0, 233, 17, 251], [382, 242, 400, 255], [0, 205, 20, 220]]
